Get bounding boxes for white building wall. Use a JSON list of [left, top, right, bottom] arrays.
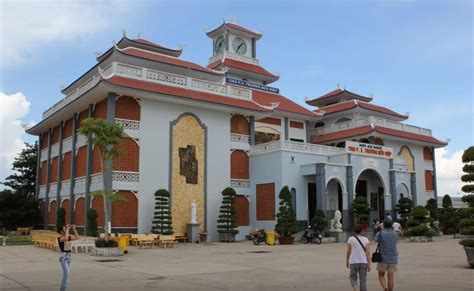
[[139, 98, 231, 240]]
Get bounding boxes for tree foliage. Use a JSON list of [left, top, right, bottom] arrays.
[[56, 208, 66, 232], [151, 189, 173, 235], [352, 196, 371, 223], [406, 206, 434, 237], [2, 142, 38, 195], [309, 209, 328, 234], [275, 186, 299, 236], [396, 197, 413, 221], [442, 194, 453, 208], [217, 187, 239, 235], [425, 198, 439, 221], [461, 146, 474, 193], [79, 118, 127, 240], [0, 189, 39, 230], [86, 208, 98, 237]]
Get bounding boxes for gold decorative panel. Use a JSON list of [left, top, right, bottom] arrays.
[[171, 114, 205, 234], [400, 147, 414, 172]]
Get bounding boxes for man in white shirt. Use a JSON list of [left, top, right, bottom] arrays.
[[346, 224, 372, 291], [392, 220, 402, 235]]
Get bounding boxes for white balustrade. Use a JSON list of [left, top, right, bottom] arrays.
[[49, 182, 57, 196], [250, 140, 346, 156], [62, 137, 73, 153], [208, 51, 260, 66], [230, 133, 250, 144], [39, 185, 46, 198], [50, 143, 59, 158], [40, 149, 48, 162], [60, 181, 70, 197], [230, 179, 250, 189], [314, 116, 433, 137], [90, 174, 104, 192], [113, 171, 139, 183], [76, 134, 87, 148], [116, 63, 143, 78], [114, 118, 140, 131], [191, 79, 227, 94], [74, 177, 86, 194]]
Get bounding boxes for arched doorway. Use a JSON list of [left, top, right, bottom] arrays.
[[396, 182, 410, 202], [355, 169, 385, 220], [326, 178, 344, 224]]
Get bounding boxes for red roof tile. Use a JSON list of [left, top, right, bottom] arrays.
[[312, 125, 446, 145], [121, 47, 221, 75], [252, 90, 316, 117], [315, 100, 407, 119], [209, 59, 278, 79], [105, 76, 270, 112], [207, 23, 262, 38], [131, 38, 181, 52]]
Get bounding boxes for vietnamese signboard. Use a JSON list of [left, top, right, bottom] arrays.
[[345, 141, 393, 159], [226, 77, 280, 94]]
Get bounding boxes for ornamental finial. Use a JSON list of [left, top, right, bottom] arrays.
[[369, 93, 374, 98], [95, 51, 102, 58], [137, 32, 141, 38], [232, 16, 237, 24], [336, 83, 340, 89], [122, 29, 127, 37]]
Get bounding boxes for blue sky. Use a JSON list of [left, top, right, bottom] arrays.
[[0, 0, 472, 194]]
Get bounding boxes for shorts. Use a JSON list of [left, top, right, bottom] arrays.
[[377, 262, 397, 273]]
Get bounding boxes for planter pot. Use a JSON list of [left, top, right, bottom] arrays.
[[91, 247, 123, 257], [218, 232, 236, 242], [463, 246, 474, 268], [278, 236, 295, 245], [408, 236, 433, 242], [199, 232, 208, 243]]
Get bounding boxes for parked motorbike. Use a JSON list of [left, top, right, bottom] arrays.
[[252, 229, 267, 245], [300, 225, 322, 244]]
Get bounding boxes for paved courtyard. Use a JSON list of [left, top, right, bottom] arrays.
[[0, 236, 472, 290]]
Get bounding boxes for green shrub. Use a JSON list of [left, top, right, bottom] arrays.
[[396, 197, 413, 221], [442, 194, 453, 208], [151, 189, 173, 235], [275, 186, 299, 237], [87, 208, 98, 237], [310, 209, 328, 234], [352, 196, 371, 223], [217, 187, 239, 235], [459, 239, 474, 247], [56, 208, 66, 232], [95, 238, 118, 248], [407, 206, 433, 237]]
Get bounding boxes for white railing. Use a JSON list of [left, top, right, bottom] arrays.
[[314, 116, 433, 137], [40, 149, 48, 162], [113, 171, 139, 183], [230, 133, 250, 144], [250, 140, 346, 156], [74, 177, 86, 194], [60, 181, 70, 197], [114, 118, 140, 131], [49, 182, 57, 196], [231, 179, 250, 189], [39, 185, 46, 198], [63, 137, 73, 153], [90, 173, 103, 192], [208, 51, 260, 66], [50, 143, 59, 158], [42, 61, 254, 120], [76, 134, 87, 148]]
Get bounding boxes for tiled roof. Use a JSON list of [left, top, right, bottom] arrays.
[[131, 38, 182, 52], [315, 100, 407, 119], [121, 47, 221, 75], [206, 22, 262, 38], [312, 125, 446, 145], [208, 59, 278, 79], [104, 76, 270, 112], [252, 90, 317, 117], [306, 89, 372, 105]]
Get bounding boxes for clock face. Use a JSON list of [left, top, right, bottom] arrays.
[[232, 37, 247, 55], [214, 35, 225, 54]]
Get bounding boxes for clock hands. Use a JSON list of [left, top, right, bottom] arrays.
[[236, 43, 243, 53]]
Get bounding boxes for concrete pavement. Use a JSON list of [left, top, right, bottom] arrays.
[[0, 236, 473, 290]]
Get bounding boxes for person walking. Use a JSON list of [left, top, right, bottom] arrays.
[[346, 224, 371, 291], [58, 224, 79, 291], [375, 220, 399, 291]]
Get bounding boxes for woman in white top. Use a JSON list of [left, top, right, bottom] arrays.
[[346, 224, 372, 291]]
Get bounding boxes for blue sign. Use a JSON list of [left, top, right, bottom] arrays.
[[226, 78, 279, 94]]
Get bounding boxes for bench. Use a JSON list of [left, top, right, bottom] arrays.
[[138, 237, 155, 249], [158, 235, 177, 248], [174, 232, 187, 243], [16, 227, 31, 236]]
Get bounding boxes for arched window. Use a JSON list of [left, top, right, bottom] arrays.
[[374, 138, 384, 146], [230, 115, 249, 135], [399, 146, 415, 172], [423, 146, 433, 161], [230, 150, 249, 179], [314, 122, 325, 128], [336, 142, 346, 148]]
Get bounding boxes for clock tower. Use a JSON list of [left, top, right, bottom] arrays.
[[206, 20, 279, 85]]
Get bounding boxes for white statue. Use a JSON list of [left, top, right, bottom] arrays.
[[330, 210, 343, 232], [191, 200, 197, 224]]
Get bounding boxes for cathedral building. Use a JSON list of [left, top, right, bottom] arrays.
[[27, 21, 447, 240]]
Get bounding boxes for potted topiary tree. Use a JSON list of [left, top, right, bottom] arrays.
[[352, 196, 371, 229], [217, 187, 239, 242], [459, 146, 474, 268], [396, 196, 413, 227], [275, 186, 299, 244], [406, 206, 435, 242], [439, 194, 458, 235], [310, 209, 328, 235], [86, 208, 99, 237], [151, 189, 173, 235]]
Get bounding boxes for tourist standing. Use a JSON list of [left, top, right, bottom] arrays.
[[375, 220, 398, 291], [58, 224, 79, 291], [346, 224, 371, 291], [392, 220, 402, 235], [386, 212, 393, 222], [372, 219, 380, 236]]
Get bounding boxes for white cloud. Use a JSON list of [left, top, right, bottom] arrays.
[[0, 0, 134, 67], [435, 147, 465, 197], [0, 92, 31, 186]]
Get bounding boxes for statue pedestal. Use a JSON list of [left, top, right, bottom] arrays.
[[186, 223, 200, 243], [329, 231, 347, 243]]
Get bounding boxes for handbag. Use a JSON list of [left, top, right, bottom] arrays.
[[371, 232, 382, 262]]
